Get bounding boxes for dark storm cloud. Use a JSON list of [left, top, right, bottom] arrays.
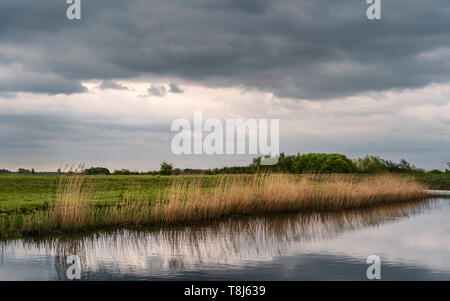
[[1, 0, 450, 98], [0, 68, 88, 94], [200, 0, 271, 14]]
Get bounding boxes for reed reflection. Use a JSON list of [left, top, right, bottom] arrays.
[[2, 199, 433, 279]]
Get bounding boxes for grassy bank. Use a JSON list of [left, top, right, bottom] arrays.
[[0, 174, 428, 238], [402, 172, 450, 190], [0, 174, 172, 214], [0, 172, 447, 215]]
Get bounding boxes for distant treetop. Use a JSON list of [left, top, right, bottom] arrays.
[[84, 167, 110, 175]]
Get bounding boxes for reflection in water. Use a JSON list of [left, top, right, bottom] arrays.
[[0, 198, 448, 280]]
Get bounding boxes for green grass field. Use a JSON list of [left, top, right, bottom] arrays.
[[402, 172, 450, 190], [0, 175, 173, 214], [0, 173, 449, 215]]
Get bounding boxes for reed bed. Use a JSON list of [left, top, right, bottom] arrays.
[[1, 173, 428, 237]]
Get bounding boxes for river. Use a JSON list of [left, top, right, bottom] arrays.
[[1, 197, 449, 280]]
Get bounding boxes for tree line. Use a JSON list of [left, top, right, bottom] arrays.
[[1, 154, 449, 176]]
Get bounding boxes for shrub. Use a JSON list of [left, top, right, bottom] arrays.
[[355, 156, 387, 173], [113, 169, 140, 175], [291, 153, 356, 173], [160, 161, 174, 175], [85, 167, 110, 175], [319, 154, 357, 173], [17, 168, 31, 174]]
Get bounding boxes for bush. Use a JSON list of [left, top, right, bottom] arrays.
[[355, 156, 387, 173], [113, 169, 140, 175], [17, 168, 31, 174], [251, 153, 356, 174], [319, 154, 357, 173], [290, 153, 356, 173], [85, 167, 110, 175], [160, 161, 174, 175], [381, 159, 423, 173]]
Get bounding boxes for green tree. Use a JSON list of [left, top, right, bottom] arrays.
[[160, 161, 174, 175], [85, 167, 110, 175], [290, 153, 356, 173], [398, 159, 412, 171], [355, 156, 387, 173], [17, 168, 31, 174], [319, 154, 356, 173], [113, 169, 140, 175]]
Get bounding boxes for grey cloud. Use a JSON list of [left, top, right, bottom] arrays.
[[0, 64, 87, 95], [0, 106, 448, 170], [99, 80, 129, 91], [147, 85, 166, 97], [0, 111, 174, 170], [169, 83, 184, 93], [200, 0, 271, 14], [1, 0, 450, 98], [0, 112, 171, 148]]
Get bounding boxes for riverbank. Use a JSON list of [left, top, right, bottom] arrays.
[[1, 172, 447, 215], [0, 174, 428, 238], [403, 172, 450, 190]]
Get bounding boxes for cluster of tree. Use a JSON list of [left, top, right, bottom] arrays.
[[84, 167, 110, 175], [253, 153, 357, 173], [148, 154, 358, 175], [251, 153, 428, 174], [0, 168, 36, 174], [18, 168, 36, 174], [112, 169, 141, 175]]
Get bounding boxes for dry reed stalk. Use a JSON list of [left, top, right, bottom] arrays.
[[154, 174, 428, 224]]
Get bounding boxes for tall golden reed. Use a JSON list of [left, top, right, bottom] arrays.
[[9, 173, 429, 236], [20, 175, 95, 233], [156, 174, 428, 224]]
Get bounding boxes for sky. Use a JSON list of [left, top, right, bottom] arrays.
[[0, 0, 449, 171]]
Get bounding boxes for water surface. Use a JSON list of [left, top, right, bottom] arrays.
[[1, 198, 449, 280]]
